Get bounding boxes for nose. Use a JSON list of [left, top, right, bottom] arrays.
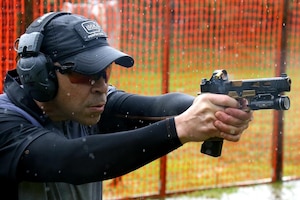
[[91, 77, 108, 94]]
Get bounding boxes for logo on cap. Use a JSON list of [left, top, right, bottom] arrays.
[[76, 21, 107, 41]]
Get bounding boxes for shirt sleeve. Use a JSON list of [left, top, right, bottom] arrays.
[[98, 88, 194, 133], [17, 118, 182, 184], [0, 109, 49, 182]]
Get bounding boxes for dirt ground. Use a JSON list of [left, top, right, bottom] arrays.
[[166, 180, 300, 200]]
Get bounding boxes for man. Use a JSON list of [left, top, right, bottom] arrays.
[[0, 12, 252, 200]]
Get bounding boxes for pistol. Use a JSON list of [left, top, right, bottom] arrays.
[[200, 69, 291, 157]]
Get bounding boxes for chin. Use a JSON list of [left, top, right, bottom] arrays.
[[72, 113, 101, 126], [82, 116, 101, 126]]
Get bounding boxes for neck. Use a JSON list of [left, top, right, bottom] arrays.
[[35, 100, 67, 121]]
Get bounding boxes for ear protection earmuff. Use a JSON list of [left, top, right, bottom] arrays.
[[15, 12, 70, 102]]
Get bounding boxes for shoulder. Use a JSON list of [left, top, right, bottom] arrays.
[[0, 106, 49, 183]]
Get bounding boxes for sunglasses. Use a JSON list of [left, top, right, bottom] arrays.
[[58, 65, 112, 85]]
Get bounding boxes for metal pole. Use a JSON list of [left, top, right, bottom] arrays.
[[272, 0, 289, 182], [162, 0, 171, 94], [160, 0, 171, 197]]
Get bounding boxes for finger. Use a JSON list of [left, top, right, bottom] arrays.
[[223, 107, 253, 122], [214, 120, 238, 135], [214, 120, 249, 137], [215, 110, 252, 127], [193, 94, 226, 114], [239, 98, 249, 108], [204, 93, 241, 108], [220, 132, 241, 142], [215, 111, 243, 126]]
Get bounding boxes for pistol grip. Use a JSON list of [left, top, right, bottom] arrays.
[[200, 138, 223, 157]]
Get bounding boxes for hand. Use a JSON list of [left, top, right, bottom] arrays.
[[214, 98, 252, 142], [175, 93, 252, 144]]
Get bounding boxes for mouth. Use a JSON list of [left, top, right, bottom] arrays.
[[88, 103, 106, 113]]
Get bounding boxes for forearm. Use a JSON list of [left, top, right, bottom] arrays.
[[17, 118, 181, 184], [99, 90, 194, 132]]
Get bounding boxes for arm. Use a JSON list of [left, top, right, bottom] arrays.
[[102, 88, 252, 142], [15, 93, 251, 184], [17, 118, 181, 184], [98, 89, 194, 132]]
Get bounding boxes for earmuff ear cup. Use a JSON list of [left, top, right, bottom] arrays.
[[17, 53, 58, 102], [15, 12, 70, 102]]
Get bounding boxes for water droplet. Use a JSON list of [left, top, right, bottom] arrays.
[[26, 135, 32, 140], [90, 80, 96, 85], [89, 153, 95, 159]]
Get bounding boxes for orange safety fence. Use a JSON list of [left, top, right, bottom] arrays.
[[1, 0, 300, 199]]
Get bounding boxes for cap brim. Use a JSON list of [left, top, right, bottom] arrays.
[[60, 46, 134, 75]]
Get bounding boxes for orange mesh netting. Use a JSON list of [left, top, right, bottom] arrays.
[[1, 1, 299, 199]]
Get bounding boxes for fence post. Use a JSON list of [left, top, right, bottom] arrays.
[[160, 0, 171, 197], [272, 0, 289, 182], [161, 1, 171, 94], [24, 0, 34, 29]]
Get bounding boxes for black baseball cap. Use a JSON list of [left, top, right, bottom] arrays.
[[41, 13, 134, 75]]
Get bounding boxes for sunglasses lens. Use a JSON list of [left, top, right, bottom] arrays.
[[68, 73, 90, 84], [67, 65, 112, 85]]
